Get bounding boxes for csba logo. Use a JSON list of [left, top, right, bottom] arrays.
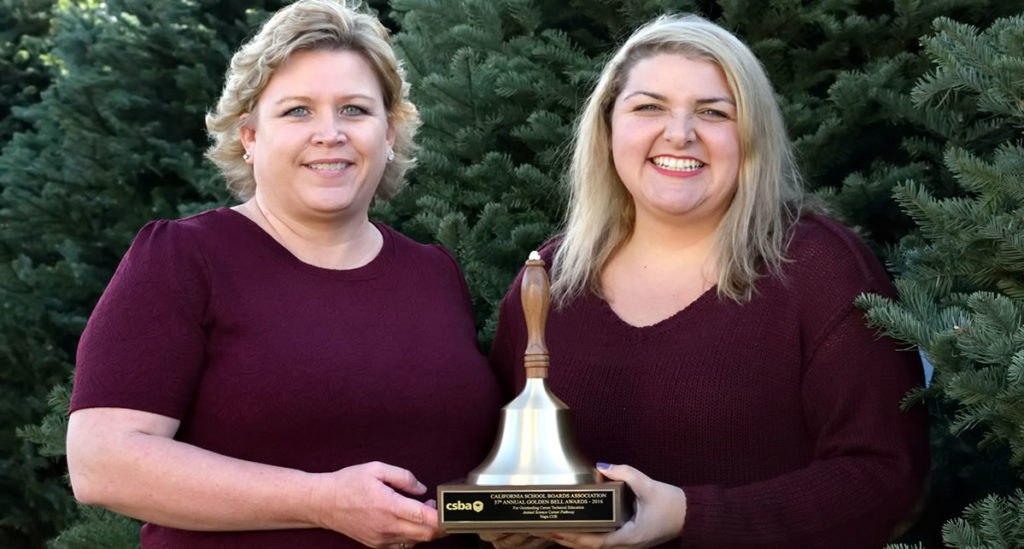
[[446, 500, 484, 513]]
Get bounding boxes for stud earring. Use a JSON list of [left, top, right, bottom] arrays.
[[386, 148, 395, 163], [242, 151, 251, 161]]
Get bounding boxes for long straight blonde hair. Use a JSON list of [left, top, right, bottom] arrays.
[[551, 14, 806, 306]]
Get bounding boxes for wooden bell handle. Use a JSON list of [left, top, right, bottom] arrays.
[[521, 251, 550, 379]]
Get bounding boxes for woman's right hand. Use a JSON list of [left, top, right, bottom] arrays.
[[311, 461, 441, 549]]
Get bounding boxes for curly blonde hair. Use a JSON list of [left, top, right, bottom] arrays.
[[205, 0, 419, 200], [552, 14, 806, 305]]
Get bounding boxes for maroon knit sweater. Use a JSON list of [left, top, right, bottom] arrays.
[[491, 215, 929, 549], [71, 208, 502, 548]]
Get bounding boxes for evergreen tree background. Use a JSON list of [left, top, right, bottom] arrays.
[[0, 0, 52, 146], [0, 0, 1021, 547], [1, 1, 62, 545], [0, 1, 289, 545], [382, 0, 1024, 340], [857, 14, 1024, 548]]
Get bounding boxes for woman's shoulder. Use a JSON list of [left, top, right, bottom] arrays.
[[134, 207, 240, 242], [784, 214, 893, 295], [374, 222, 465, 274], [124, 208, 272, 279], [537, 234, 564, 262], [791, 214, 866, 249], [491, 234, 564, 301], [102, 211, 229, 306], [121, 208, 246, 267]]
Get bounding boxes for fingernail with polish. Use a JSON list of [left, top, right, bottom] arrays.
[[596, 462, 610, 470]]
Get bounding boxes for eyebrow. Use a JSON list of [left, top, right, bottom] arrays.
[[622, 90, 736, 106], [273, 93, 377, 105], [622, 91, 666, 101], [697, 96, 736, 106]]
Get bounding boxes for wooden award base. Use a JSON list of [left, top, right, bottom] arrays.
[[437, 480, 629, 533]]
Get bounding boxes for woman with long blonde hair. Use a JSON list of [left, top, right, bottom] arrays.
[[488, 14, 928, 549]]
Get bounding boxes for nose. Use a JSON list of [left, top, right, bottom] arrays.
[[663, 112, 695, 146], [312, 113, 346, 146]]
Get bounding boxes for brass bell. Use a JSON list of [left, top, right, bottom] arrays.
[[437, 252, 627, 531], [467, 251, 598, 486]]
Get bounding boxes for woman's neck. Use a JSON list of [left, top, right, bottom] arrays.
[[233, 196, 382, 270], [596, 212, 722, 326], [623, 211, 721, 266]]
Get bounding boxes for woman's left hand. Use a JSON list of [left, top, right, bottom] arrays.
[[545, 464, 686, 549]]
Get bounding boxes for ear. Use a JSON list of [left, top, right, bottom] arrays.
[[238, 113, 255, 160], [386, 116, 396, 149]]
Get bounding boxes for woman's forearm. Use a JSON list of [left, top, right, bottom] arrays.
[[67, 407, 321, 531]]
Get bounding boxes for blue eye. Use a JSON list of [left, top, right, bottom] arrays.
[[283, 106, 309, 117], [634, 104, 661, 112], [700, 109, 729, 119], [341, 105, 368, 116]]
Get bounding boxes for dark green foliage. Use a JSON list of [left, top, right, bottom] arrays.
[[387, 2, 1024, 547], [383, 0, 1023, 340], [0, 1, 288, 546], [0, 0, 54, 145], [855, 15, 1024, 548], [890, 491, 1024, 549], [381, 0, 653, 341], [3, 0, 1023, 547], [798, 0, 1024, 249], [15, 384, 142, 549], [44, 506, 141, 549], [940, 490, 1024, 549]]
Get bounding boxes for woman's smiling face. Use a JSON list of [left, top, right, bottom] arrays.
[[610, 53, 740, 228], [240, 48, 394, 223]]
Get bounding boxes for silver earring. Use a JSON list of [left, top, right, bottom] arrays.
[[386, 148, 395, 163], [243, 151, 251, 161]]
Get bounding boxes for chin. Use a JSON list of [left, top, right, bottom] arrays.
[[300, 193, 366, 215], [651, 202, 704, 217]]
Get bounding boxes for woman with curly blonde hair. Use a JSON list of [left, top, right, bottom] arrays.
[[66, 2, 501, 547]]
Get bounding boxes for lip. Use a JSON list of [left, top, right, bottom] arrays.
[[303, 158, 351, 166], [649, 155, 706, 178], [303, 158, 353, 175]]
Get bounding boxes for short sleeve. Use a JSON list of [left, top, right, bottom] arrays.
[[70, 219, 210, 419]]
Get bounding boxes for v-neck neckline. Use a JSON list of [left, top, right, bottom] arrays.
[[595, 283, 719, 333]]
